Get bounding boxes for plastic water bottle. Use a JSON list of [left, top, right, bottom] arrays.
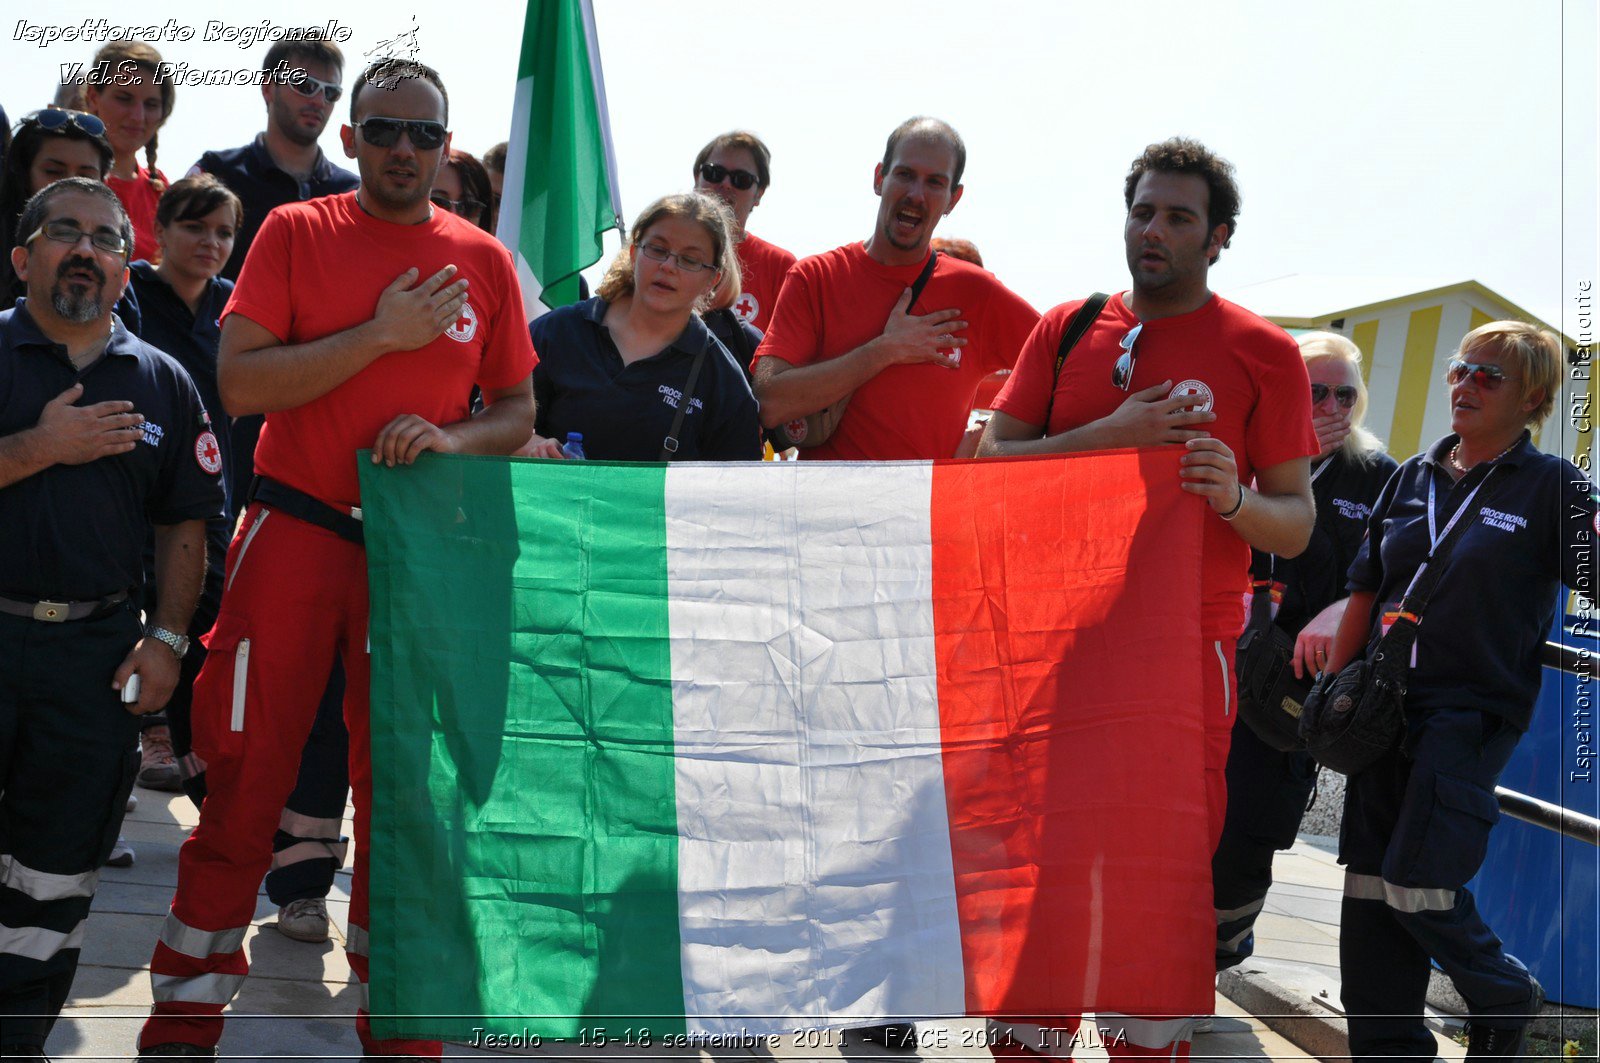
[[561, 432, 587, 460]]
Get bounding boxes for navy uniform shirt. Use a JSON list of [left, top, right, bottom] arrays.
[[1348, 432, 1596, 728], [0, 300, 225, 601], [128, 261, 234, 626], [531, 297, 762, 461], [190, 133, 359, 282], [1253, 447, 1399, 635]]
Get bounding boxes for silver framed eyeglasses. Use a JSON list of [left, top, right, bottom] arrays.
[[635, 242, 717, 274], [1111, 323, 1143, 390]]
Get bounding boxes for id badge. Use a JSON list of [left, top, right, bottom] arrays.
[[1379, 604, 1419, 668]]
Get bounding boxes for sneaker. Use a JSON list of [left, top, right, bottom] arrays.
[[136, 1045, 216, 1060], [126, 792, 139, 813], [105, 837, 135, 868], [1465, 975, 1545, 1057], [276, 897, 331, 943], [137, 725, 182, 791], [852, 1023, 919, 1052]]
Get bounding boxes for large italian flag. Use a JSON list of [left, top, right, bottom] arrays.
[[359, 452, 1212, 1043]]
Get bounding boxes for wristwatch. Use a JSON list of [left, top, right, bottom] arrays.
[[146, 625, 191, 659]]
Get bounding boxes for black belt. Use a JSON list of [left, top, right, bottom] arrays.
[[0, 589, 130, 623], [249, 476, 365, 546]]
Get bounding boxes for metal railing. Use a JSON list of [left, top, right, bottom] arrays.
[[1495, 642, 1600, 846]]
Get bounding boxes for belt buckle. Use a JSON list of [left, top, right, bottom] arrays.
[[32, 600, 69, 622]]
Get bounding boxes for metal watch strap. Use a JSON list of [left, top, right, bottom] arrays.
[[146, 625, 189, 659]]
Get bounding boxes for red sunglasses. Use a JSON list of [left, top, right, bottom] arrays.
[[1447, 359, 1518, 390]]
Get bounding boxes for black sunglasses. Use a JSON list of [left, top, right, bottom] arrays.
[[1310, 383, 1359, 409], [356, 117, 447, 151], [285, 70, 342, 104], [699, 163, 758, 191], [1446, 359, 1518, 391], [22, 108, 106, 138], [430, 192, 484, 217]]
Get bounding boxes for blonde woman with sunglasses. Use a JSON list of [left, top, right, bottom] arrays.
[[1324, 321, 1592, 1060]]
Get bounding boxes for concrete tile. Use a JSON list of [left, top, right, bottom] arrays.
[[1251, 936, 1341, 969], [1250, 910, 1340, 946], [1262, 894, 1343, 928]]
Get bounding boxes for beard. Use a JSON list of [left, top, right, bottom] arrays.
[[50, 257, 108, 323]]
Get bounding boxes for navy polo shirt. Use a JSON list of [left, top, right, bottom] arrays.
[[531, 297, 762, 461], [1253, 448, 1400, 635], [191, 133, 359, 282], [128, 262, 235, 516], [1348, 432, 1597, 728], [0, 301, 225, 601]]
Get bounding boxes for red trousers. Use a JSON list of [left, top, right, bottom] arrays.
[[994, 637, 1236, 1060], [140, 504, 440, 1058]]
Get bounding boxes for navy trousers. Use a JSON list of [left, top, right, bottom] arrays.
[[1339, 706, 1538, 1061]]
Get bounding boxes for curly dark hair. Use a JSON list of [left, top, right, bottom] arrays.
[[1123, 137, 1240, 260]]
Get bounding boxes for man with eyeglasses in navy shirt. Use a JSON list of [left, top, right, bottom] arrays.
[[0, 178, 221, 1056]]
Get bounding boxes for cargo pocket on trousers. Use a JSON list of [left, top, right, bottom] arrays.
[[1405, 772, 1501, 891], [192, 613, 251, 765]]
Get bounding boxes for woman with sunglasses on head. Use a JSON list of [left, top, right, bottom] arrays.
[[430, 148, 494, 231], [83, 39, 176, 265], [692, 131, 795, 333], [0, 108, 116, 305], [521, 192, 761, 461], [1323, 321, 1593, 1061], [1212, 332, 1396, 971]]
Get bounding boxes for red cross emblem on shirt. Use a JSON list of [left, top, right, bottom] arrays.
[[734, 294, 758, 322], [194, 431, 223, 474]]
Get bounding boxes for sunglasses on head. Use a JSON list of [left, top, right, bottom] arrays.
[[285, 70, 342, 104], [698, 163, 758, 191], [22, 108, 106, 138], [356, 117, 447, 151], [1310, 383, 1359, 408], [1446, 359, 1517, 390]]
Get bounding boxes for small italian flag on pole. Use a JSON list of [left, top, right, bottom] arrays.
[[360, 452, 1215, 1043], [497, 0, 623, 318]]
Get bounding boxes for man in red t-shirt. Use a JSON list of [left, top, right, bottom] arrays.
[[139, 60, 535, 1062], [752, 117, 1038, 460], [979, 137, 1316, 1060], [692, 130, 796, 333]]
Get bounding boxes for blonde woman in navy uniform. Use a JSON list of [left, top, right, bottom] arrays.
[[1325, 321, 1593, 1060]]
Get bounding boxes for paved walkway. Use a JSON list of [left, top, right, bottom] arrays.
[[47, 786, 1466, 1061]]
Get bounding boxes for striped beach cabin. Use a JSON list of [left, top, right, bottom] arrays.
[[1228, 275, 1587, 467]]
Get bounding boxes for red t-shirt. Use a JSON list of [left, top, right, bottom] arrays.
[[107, 167, 166, 265], [994, 292, 1318, 637], [755, 242, 1039, 460], [224, 192, 536, 509], [731, 230, 795, 333]]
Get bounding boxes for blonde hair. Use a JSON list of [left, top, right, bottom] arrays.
[[595, 192, 742, 312], [1454, 320, 1561, 428], [1299, 331, 1385, 462], [85, 40, 176, 182]]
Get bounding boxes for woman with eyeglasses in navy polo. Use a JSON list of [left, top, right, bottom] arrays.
[[520, 191, 761, 462], [1324, 321, 1594, 1061]]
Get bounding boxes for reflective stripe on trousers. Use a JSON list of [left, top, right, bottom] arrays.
[[1344, 869, 1457, 913], [158, 911, 250, 960]]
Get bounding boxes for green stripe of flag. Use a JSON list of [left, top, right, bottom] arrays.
[[363, 456, 685, 1041], [498, 0, 623, 316]]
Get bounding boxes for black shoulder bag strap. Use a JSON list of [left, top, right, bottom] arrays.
[[1372, 466, 1502, 672], [660, 343, 713, 461], [907, 251, 940, 312], [1039, 292, 1111, 432]]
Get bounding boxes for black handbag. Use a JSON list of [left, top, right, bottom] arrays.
[[1299, 468, 1499, 774], [1234, 582, 1313, 752]]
